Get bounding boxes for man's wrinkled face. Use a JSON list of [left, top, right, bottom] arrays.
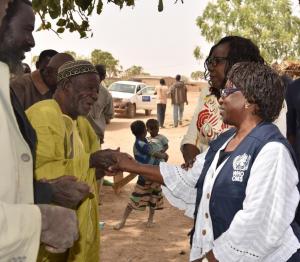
[[0, 2, 35, 73], [68, 73, 100, 119]]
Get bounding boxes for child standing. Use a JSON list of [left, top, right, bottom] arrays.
[[114, 120, 168, 230], [146, 119, 169, 161]]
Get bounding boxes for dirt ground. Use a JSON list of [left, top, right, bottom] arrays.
[[100, 91, 201, 262]]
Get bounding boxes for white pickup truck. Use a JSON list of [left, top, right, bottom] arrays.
[[108, 81, 157, 118]]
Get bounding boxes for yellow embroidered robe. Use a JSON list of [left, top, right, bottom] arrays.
[[26, 99, 100, 262]]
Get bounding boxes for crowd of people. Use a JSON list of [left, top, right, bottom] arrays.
[[107, 61, 300, 262], [106, 39, 300, 262], [1, 0, 300, 262], [0, 1, 115, 261]]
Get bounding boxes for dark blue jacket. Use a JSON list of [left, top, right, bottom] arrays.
[[190, 122, 300, 245]]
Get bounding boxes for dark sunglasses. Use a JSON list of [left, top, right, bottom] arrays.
[[220, 85, 241, 98], [205, 56, 228, 67]]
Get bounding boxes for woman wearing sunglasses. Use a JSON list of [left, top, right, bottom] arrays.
[[108, 62, 300, 262], [181, 36, 271, 165]]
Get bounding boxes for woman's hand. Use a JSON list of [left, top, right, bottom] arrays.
[[163, 152, 169, 162], [108, 152, 137, 173], [90, 148, 120, 169], [154, 151, 169, 161], [205, 250, 218, 262], [191, 250, 218, 262], [181, 157, 196, 170], [181, 144, 200, 164]]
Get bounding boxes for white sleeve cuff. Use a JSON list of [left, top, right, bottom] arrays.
[[213, 234, 261, 262], [160, 154, 205, 218], [160, 162, 197, 218]]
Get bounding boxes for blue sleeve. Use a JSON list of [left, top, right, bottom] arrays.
[[136, 140, 152, 156]]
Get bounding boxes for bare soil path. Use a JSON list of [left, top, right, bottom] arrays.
[[100, 91, 200, 262]]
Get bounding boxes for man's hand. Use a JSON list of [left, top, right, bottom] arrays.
[[96, 168, 120, 179], [95, 168, 105, 180], [46, 176, 90, 209], [108, 152, 136, 173], [38, 205, 79, 253], [90, 148, 121, 170]]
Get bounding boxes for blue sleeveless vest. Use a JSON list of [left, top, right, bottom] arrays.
[[190, 122, 300, 246]]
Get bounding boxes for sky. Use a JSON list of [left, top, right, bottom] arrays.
[[25, 0, 210, 77], [25, 0, 300, 78]]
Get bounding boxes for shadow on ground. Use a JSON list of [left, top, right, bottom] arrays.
[[99, 184, 192, 262]]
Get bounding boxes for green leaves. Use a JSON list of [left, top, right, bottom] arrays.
[[75, 0, 93, 11], [56, 19, 66, 27], [126, 0, 135, 6], [91, 49, 121, 77], [124, 65, 148, 78], [32, 0, 184, 37], [47, 0, 61, 19], [191, 71, 204, 80], [96, 0, 103, 14], [158, 0, 163, 12], [32, 0, 43, 9], [196, 0, 300, 63], [193, 46, 203, 60], [57, 27, 65, 33]]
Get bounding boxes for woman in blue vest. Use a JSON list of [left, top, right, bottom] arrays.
[[108, 62, 300, 262]]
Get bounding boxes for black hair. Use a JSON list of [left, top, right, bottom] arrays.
[[204, 36, 264, 98], [281, 74, 293, 89], [146, 119, 159, 129], [160, 78, 166, 85], [22, 62, 31, 73], [1, 0, 32, 32], [95, 64, 106, 81], [176, 74, 181, 81], [130, 120, 146, 137], [228, 62, 284, 122], [36, 49, 58, 67], [0, 0, 32, 73]]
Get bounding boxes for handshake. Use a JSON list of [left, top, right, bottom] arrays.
[[38, 148, 134, 253], [90, 148, 135, 174]]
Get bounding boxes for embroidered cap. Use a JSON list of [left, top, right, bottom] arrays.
[[57, 60, 97, 83]]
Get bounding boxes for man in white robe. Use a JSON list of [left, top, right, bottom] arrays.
[[0, 0, 79, 260]]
